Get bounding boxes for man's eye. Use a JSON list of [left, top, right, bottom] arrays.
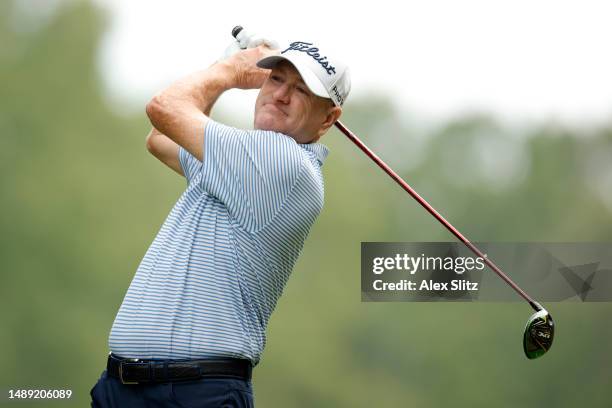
[[271, 75, 282, 82], [296, 87, 307, 94]]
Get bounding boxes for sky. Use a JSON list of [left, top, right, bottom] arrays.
[[91, 0, 612, 125]]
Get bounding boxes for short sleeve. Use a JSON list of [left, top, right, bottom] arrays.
[[178, 145, 203, 185], [200, 120, 303, 232]]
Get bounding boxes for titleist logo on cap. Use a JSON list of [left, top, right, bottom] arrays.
[[281, 41, 337, 75]]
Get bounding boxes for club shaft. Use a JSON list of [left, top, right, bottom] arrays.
[[334, 120, 541, 311]]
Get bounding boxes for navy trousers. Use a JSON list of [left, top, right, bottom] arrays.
[[90, 369, 254, 408]]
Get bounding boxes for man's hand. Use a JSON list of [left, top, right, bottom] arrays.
[[146, 43, 278, 162], [221, 45, 280, 90]]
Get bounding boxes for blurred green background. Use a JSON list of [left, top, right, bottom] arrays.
[[1, 1, 611, 407]]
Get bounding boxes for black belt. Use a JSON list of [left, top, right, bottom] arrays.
[[107, 353, 252, 385]]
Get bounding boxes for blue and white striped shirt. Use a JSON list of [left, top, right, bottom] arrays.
[[108, 120, 329, 364]]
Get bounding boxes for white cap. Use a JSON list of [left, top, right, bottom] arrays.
[[257, 41, 351, 106]]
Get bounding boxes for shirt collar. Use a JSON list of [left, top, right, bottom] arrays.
[[299, 142, 330, 166]]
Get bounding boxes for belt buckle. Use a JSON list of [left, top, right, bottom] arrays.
[[119, 359, 141, 385]]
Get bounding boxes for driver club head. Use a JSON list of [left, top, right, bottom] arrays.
[[523, 307, 554, 359]]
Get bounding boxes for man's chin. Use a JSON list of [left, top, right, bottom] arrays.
[[254, 116, 286, 134]]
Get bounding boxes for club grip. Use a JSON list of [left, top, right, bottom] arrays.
[[232, 26, 243, 39]]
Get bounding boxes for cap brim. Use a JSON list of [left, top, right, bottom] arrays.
[[257, 55, 330, 99]]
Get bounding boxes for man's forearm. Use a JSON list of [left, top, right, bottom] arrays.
[[153, 62, 231, 115], [145, 61, 234, 160], [145, 46, 273, 161]]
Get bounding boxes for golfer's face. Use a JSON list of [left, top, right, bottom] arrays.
[[254, 61, 330, 143]]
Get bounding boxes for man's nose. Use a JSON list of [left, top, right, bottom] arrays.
[[273, 84, 291, 104]]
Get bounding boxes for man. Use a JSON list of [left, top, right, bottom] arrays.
[[90, 39, 350, 407]]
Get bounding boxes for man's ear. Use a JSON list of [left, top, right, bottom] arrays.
[[317, 106, 343, 137]]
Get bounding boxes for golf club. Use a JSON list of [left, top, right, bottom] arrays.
[[334, 121, 554, 359], [229, 25, 554, 360]]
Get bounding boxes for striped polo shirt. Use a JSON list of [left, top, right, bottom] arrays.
[[108, 120, 328, 364]]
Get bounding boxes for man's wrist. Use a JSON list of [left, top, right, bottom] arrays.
[[208, 60, 236, 92]]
